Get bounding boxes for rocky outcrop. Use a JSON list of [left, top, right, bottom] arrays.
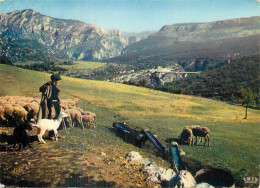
[[0, 9, 128, 61]]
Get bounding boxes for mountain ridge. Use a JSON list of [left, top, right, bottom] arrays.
[[0, 9, 129, 61], [111, 16, 259, 72]]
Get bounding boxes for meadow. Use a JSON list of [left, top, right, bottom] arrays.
[[0, 64, 259, 186], [57, 60, 106, 74]]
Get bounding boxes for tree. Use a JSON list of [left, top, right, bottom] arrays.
[[239, 88, 255, 119]]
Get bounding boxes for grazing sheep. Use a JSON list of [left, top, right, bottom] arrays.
[[4, 105, 16, 125], [180, 127, 194, 146], [63, 112, 72, 128], [32, 112, 67, 144], [65, 109, 83, 129], [24, 102, 39, 112], [185, 125, 201, 145], [82, 111, 96, 128], [12, 105, 28, 125], [185, 125, 210, 146], [69, 107, 84, 113], [194, 127, 210, 147], [27, 108, 39, 122], [13, 122, 32, 150], [82, 114, 95, 128], [61, 99, 78, 108]]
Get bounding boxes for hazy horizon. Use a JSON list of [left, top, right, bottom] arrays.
[[0, 0, 259, 33]]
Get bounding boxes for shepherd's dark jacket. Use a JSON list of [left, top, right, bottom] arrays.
[[37, 81, 60, 122]]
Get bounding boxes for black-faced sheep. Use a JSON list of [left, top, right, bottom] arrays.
[[180, 127, 194, 146]]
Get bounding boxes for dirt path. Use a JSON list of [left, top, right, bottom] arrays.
[[0, 127, 151, 187]]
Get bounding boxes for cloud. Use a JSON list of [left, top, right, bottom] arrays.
[[0, 0, 4, 2]]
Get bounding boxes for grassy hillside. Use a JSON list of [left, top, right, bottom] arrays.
[[57, 61, 106, 70], [0, 64, 259, 186]]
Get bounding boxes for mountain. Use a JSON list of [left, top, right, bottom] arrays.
[[0, 37, 50, 62], [121, 31, 155, 44], [110, 17, 260, 72], [0, 9, 130, 61]]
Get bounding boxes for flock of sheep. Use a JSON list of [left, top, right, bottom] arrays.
[[0, 96, 96, 129], [0, 95, 210, 149], [0, 96, 96, 147], [180, 125, 210, 147]]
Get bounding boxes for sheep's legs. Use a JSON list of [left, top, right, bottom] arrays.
[[204, 134, 210, 147]]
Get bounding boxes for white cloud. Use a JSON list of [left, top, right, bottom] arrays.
[[0, 0, 5, 2]]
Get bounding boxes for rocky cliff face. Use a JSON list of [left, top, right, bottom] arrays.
[[0, 9, 128, 61], [153, 16, 260, 41]]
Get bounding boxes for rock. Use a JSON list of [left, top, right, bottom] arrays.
[[143, 162, 158, 174], [179, 149, 186, 156], [147, 174, 160, 185], [154, 168, 176, 182], [126, 151, 143, 162], [176, 170, 196, 188], [195, 182, 214, 188]]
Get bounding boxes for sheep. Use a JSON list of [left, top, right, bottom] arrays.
[[82, 114, 95, 129], [32, 112, 68, 144], [61, 99, 78, 108], [24, 102, 39, 112], [82, 111, 96, 128], [180, 127, 194, 146], [65, 109, 83, 129], [185, 125, 210, 146], [12, 105, 28, 125], [69, 107, 84, 113], [194, 126, 210, 147], [4, 105, 17, 125], [0, 105, 6, 122], [63, 112, 72, 128], [27, 108, 39, 122], [13, 122, 33, 150], [185, 125, 201, 145]]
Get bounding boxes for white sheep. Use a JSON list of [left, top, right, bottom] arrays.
[[32, 112, 67, 144]]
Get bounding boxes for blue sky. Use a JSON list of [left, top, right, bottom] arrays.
[[0, 0, 259, 32]]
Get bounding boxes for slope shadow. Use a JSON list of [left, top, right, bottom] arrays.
[[56, 172, 116, 187], [0, 164, 50, 187], [0, 133, 38, 151]]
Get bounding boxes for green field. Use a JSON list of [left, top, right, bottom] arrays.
[[57, 60, 106, 73], [0, 64, 259, 186]]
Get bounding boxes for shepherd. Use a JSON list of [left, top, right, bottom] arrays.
[[37, 73, 62, 138]]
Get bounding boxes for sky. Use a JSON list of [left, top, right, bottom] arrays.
[[0, 0, 259, 33]]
